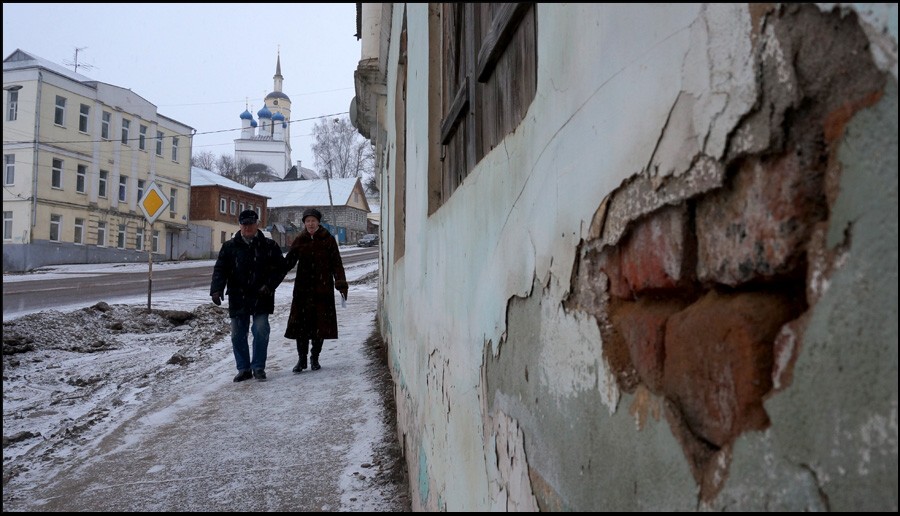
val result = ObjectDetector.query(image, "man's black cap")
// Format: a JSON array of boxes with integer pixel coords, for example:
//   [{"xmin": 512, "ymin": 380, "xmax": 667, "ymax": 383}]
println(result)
[{"xmin": 239, "ymin": 210, "xmax": 259, "ymax": 225}]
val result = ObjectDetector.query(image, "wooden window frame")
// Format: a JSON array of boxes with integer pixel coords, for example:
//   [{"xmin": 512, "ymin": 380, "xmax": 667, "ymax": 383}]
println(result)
[{"xmin": 436, "ymin": 2, "xmax": 537, "ymax": 206}]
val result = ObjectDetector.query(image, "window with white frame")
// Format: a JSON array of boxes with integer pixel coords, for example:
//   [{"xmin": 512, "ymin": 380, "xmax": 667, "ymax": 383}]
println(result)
[
  {"xmin": 3, "ymin": 154, "xmax": 13, "ymax": 185},
  {"xmin": 54, "ymin": 96, "xmax": 66, "ymax": 126},
  {"xmin": 6, "ymin": 90, "xmax": 17, "ymax": 121},
  {"xmin": 220, "ymin": 197, "xmax": 227, "ymax": 213},
  {"xmin": 171, "ymin": 137, "xmax": 179, "ymax": 162},
  {"xmin": 117, "ymin": 224, "xmax": 126, "ymax": 248},
  {"xmin": 101, "ymin": 111, "xmax": 111, "ymax": 139},
  {"xmin": 255, "ymin": 206, "xmax": 261, "ymax": 219},
  {"xmin": 169, "ymin": 188, "xmax": 177, "ymax": 213},
  {"xmin": 240, "ymin": 202, "xmax": 245, "ymax": 213},
  {"xmin": 121, "ymin": 118, "xmax": 130, "ymax": 145},
  {"xmin": 139, "ymin": 125, "xmax": 147, "ymax": 150},
  {"xmin": 137, "ymin": 179, "xmax": 145, "ymax": 201},
  {"xmin": 119, "ymin": 176, "xmax": 128, "ymax": 202},
  {"xmin": 74, "ymin": 217, "xmax": 85, "ymax": 244},
  {"xmin": 97, "ymin": 221, "xmax": 107, "ymax": 246},
  {"xmin": 230, "ymin": 200, "xmax": 236, "ymax": 215},
  {"xmin": 99, "ymin": 170, "xmax": 108, "ymax": 198},
  {"xmin": 76, "ymin": 164, "xmax": 87, "ymax": 193},
  {"xmin": 79, "ymin": 104, "xmax": 90, "ymax": 132},
  {"xmin": 152, "ymin": 230, "xmax": 159, "ymax": 253},
  {"xmin": 51, "ymin": 158, "xmax": 63, "ymax": 189},
  {"xmin": 3, "ymin": 211, "xmax": 13, "ymax": 240},
  {"xmin": 156, "ymin": 131, "xmax": 164, "ymax": 156},
  {"xmin": 135, "ymin": 226, "xmax": 144, "ymax": 250},
  {"xmin": 50, "ymin": 214, "xmax": 61, "ymax": 241}
]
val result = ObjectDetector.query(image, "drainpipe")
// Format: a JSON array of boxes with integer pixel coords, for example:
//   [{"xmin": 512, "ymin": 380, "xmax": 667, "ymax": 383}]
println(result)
[{"xmin": 31, "ymin": 71, "xmax": 43, "ymax": 241}]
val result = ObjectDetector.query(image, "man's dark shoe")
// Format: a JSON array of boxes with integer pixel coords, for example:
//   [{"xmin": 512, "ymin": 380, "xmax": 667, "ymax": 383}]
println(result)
[
  {"xmin": 233, "ymin": 370, "xmax": 253, "ymax": 382},
  {"xmin": 311, "ymin": 357, "xmax": 321, "ymax": 371},
  {"xmin": 252, "ymin": 369, "xmax": 267, "ymax": 381},
  {"xmin": 292, "ymin": 358, "xmax": 307, "ymax": 373}
]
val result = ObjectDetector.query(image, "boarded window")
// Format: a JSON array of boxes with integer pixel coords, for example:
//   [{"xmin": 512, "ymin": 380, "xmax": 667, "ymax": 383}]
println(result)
[{"xmin": 436, "ymin": 3, "xmax": 537, "ymax": 207}]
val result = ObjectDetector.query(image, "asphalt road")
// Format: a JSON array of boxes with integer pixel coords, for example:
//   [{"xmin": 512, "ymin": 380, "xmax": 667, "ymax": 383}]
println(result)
[{"xmin": 3, "ymin": 247, "xmax": 377, "ymax": 317}]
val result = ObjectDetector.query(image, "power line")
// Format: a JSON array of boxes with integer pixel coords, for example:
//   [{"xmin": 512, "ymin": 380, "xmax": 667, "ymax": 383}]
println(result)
[{"xmin": 3, "ymin": 111, "xmax": 349, "ymax": 146}]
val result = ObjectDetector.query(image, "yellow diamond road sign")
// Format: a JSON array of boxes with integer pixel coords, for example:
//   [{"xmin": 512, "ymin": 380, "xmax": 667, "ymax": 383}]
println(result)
[{"xmin": 139, "ymin": 181, "xmax": 170, "ymax": 224}]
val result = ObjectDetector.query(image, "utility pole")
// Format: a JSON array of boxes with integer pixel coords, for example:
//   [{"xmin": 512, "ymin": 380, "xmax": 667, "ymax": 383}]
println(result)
[{"xmin": 325, "ymin": 159, "xmax": 336, "ymax": 233}]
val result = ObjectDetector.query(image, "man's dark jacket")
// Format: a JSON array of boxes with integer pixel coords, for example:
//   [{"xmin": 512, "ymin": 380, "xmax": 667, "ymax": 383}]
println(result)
[{"xmin": 210, "ymin": 230, "xmax": 286, "ymax": 317}]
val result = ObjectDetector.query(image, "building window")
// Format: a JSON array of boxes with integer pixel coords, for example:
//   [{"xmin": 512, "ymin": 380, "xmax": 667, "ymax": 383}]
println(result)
[
  {"xmin": 6, "ymin": 90, "xmax": 17, "ymax": 121},
  {"xmin": 240, "ymin": 202, "xmax": 245, "ymax": 213},
  {"xmin": 117, "ymin": 224, "xmax": 126, "ymax": 248},
  {"xmin": 135, "ymin": 226, "xmax": 144, "ymax": 250},
  {"xmin": 169, "ymin": 188, "xmax": 177, "ymax": 213},
  {"xmin": 97, "ymin": 221, "xmax": 107, "ymax": 246},
  {"xmin": 152, "ymin": 230, "xmax": 159, "ymax": 253},
  {"xmin": 119, "ymin": 176, "xmax": 128, "ymax": 202},
  {"xmin": 121, "ymin": 118, "xmax": 130, "ymax": 145},
  {"xmin": 51, "ymin": 158, "xmax": 63, "ymax": 189},
  {"xmin": 54, "ymin": 95, "xmax": 66, "ymax": 126},
  {"xmin": 3, "ymin": 211, "xmax": 11, "ymax": 240},
  {"xmin": 99, "ymin": 170, "xmax": 108, "ymax": 198},
  {"xmin": 171, "ymin": 137, "xmax": 179, "ymax": 162},
  {"xmin": 230, "ymin": 200, "xmax": 237, "ymax": 215},
  {"xmin": 435, "ymin": 3, "xmax": 537, "ymax": 205},
  {"xmin": 76, "ymin": 164, "xmax": 87, "ymax": 193},
  {"xmin": 79, "ymin": 104, "xmax": 90, "ymax": 132},
  {"xmin": 50, "ymin": 214, "xmax": 61, "ymax": 241},
  {"xmin": 4, "ymin": 154, "xmax": 13, "ymax": 185},
  {"xmin": 156, "ymin": 131, "xmax": 164, "ymax": 156},
  {"xmin": 139, "ymin": 124, "xmax": 147, "ymax": 150},
  {"xmin": 256, "ymin": 206, "xmax": 261, "ymax": 219},
  {"xmin": 137, "ymin": 179, "xmax": 145, "ymax": 201},
  {"xmin": 220, "ymin": 197, "xmax": 227, "ymax": 213},
  {"xmin": 74, "ymin": 217, "xmax": 85, "ymax": 244},
  {"xmin": 101, "ymin": 111, "xmax": 111, "ymax": 140}
]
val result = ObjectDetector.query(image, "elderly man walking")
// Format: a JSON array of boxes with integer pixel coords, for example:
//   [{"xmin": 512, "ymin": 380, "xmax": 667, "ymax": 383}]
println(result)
[{"xmin": 210, "ymin": 209, "xmax": 286, "ymax": 382}]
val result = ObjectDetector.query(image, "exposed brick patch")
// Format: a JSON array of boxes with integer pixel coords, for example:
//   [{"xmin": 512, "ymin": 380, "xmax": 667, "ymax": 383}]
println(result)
[
  {"xmin": 613, "ymin": 298, "xmax": 692, "ymax": 394},
  {"xmin": 663, "ymin": 290, "xmax": 800, "ymax": 448},
  {"xmin": 696, "ymin": 151, "xmax": 827, "ymax": 286},
  {"xmin": 565, "ymin": 3, "xmax": 887, "ymax": 504},
  {"xmin": 620, "ymin": 205, "xmax": 695, "ymax": 296}
]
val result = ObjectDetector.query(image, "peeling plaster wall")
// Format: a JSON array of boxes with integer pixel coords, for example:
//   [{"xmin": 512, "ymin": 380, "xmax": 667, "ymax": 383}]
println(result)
[{"xmin": 372, "ymin": 3, "xmax": 898, "ymax": 511}]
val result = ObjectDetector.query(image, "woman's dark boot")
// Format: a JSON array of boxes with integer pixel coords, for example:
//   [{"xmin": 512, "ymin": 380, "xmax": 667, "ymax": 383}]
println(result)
[
  {"xmin": 310, "ymin": 339, "xmax": 323, "ymax": 370},
  {"xmin": 293, "ymin": 340, "xmax": 309, "ymax": 373}
]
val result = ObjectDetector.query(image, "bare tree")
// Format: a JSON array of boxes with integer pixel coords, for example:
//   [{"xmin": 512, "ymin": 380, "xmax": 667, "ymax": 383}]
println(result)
[
  {"xmin": 191, "ymin": 150, "xmax": 217, "ymax": 171},
  {"xmin": 312, "ymin": 116, "xmax": 374, "ymax": 181},
  {"xmin": 215, "ymin": 155, "xmax": 253, "ymax": 185}
]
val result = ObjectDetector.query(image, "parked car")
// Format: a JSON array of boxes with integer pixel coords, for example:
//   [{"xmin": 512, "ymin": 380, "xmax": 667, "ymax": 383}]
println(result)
[{"xmin": 358, "ymin": 234, "xmax": 379, "ymax": 247}]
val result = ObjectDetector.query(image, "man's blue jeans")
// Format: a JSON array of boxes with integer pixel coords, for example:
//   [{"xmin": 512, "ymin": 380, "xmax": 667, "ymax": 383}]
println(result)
[{"xmin": 231, "ymin": 313, "xmax": 270, "ymax": 372}]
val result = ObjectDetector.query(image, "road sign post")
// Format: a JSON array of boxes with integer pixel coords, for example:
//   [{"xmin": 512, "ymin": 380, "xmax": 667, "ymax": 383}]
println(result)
[{"xmin": 138, "ymin": 182, "xmax": 170, "ymax": 312}]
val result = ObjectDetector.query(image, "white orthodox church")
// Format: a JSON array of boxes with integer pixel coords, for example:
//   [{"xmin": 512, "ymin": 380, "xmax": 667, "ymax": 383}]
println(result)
[{"xmin": 234, "ymin": 53, "xmax": 314, "ymax": 180}]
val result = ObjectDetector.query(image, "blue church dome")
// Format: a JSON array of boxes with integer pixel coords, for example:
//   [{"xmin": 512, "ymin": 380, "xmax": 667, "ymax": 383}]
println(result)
[
  {"xmin": 272, "ymin": 112, "xmax": 285, "ymax": 121},
  {"xmin": 257, "ymin": 105, "xmax": 272, "ymax": 119},
  {"xmin": 250, "ymin": 119, "xmax": 258, "ymax": 127},
  {"xmin": 239, "ymin": 109, "xmax": 253, "ymax": 120}
]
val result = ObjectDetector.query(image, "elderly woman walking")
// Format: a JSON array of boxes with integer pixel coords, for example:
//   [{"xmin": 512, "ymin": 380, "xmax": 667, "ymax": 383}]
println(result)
[{"xmin": 283, "ymin": 208, "xmax": 348, "ymax": 372}]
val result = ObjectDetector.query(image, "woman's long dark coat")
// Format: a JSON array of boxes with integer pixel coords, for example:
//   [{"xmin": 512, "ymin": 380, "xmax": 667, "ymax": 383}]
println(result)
[{"xmin": 283, "ymin": 226, "xmax": 348, "ymax": 340}]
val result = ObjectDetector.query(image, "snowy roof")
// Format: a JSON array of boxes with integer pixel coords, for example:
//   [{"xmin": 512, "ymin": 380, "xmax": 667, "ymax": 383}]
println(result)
[
  {"xmin": 253, "ymin": 177, "xmax": 362, "ymax": 209},
  {"xmin": 3, "ymin": 49, "xmax": 94, "ymax": 83},
  {"xmin": 190, "ymin": 167, "xmax": 267, "ymax": 197}
]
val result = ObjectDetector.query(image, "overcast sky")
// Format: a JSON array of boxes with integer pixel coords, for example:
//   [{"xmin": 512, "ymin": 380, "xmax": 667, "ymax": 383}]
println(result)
[{"xmin": 2, "ymin": 3, "xmax": 361, "ymax": 174}]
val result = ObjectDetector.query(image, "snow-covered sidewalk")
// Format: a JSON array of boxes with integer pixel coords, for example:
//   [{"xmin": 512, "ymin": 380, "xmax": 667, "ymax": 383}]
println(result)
[{"xmin": 2, "ymin": 259, "xmax": 409, "ymax": 511}]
